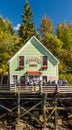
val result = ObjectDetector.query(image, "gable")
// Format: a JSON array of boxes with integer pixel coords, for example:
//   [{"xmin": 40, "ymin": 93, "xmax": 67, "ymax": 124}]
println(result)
[{"xmin": 8, "ymin": 36, "xmax": 59, "ymax": 65}]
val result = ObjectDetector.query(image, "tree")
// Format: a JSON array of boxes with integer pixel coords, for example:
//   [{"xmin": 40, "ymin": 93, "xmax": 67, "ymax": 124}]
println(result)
[
  {"xmin": 5, "ymin": 18, "xmax": 14, "ymax": 34},
  {"xmin": 18, "ymin": 0, "xmax": 36, "ymax": 45},
  {"xmin": 56, "ymin": 22, "xmax": 67, "ymax": 41},
  {"xmin": 38, "ymin": 16, "xmax": 63, "ymax": 56},
  {"xmin": 39, "ymin": 16, "xmax": 53, "ymax": 41},
  {"xmin": 0, "ymin": 16, "xmax": 20, "ymax": 74},
  {"xmin": 0, "ymin": 16, "xmax": 5, "ymax": 32},
  {"xmin": 56, "ymin": 22, "xmax": 72, "ymax": 78},
  {"xmin": 56, "ymin": 22, "xmax": 72, "ymax": 51},
  {"xmin": 65, "ymin": 24, "xmax": 72, "ymax": 51}
]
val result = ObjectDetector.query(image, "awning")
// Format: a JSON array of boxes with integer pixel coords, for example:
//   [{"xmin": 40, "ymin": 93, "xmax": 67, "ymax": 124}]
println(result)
[{"xmin": 26, "ymin": 71, "xmax": 42, "ymax": 75}]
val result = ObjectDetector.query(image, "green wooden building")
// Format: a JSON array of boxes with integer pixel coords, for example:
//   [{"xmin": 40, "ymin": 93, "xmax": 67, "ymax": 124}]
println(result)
[{"xmin": 8, "ymin": 36, "xmax": 59, "ymax": 90}]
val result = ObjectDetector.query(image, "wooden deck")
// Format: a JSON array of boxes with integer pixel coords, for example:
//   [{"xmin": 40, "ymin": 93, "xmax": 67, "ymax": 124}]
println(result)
[{"xmin": 0, "ymin": 85, "xmax": 72, "ymax": 94}]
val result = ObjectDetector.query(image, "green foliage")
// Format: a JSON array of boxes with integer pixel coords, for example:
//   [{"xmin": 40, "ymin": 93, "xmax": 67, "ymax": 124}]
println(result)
[
  {"xmin": 59, "ymin": 73, "xmax": 72, "ymax": 84},
  {"xmin": 38, "ymin": 16, "xmax": 63, "ymax": 56},
  {"xmin": 0, "ymin": 16, "xmax": 14, "ymax": 34},
  {"xmin": 0, "ymin": 17, "xmax": 20, "ymax": 74},
  {"xmin": 45, "ymin": 33, "xmax": 63, "ymax": 55},
  {"xmin": 0, "ymin": 16, "xmax": 6, "ymax": 32},
  {"xmin": 5, "ymin": 18, "xmax": 14, "ymax": 34},
  {"xmin": 18, "ymin": 1, "xmax": 36, "ymax": 45},
  {"xmin": 56, "ymin": 22, "xmax": 72, "ymax": 51},
  {"xmin": 38, "ymin": 16, "xmax": 54, "ymax": 45},
  {"xmin": 39, "ymin": 16, "xmax": 53, "ymax": 39}
]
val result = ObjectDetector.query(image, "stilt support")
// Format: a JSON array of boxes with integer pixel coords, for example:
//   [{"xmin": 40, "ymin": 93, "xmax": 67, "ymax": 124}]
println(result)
[
  {"xmin": 55, "ymin": 97, "xmax": 58, "ymax": 130},
  {"xmin": 18, "ymin": 92, "xmax": 20, "ymax": 120},
  {"xmin": 43, "ymin": 94, "xmax": 47, "ymax": 129}
]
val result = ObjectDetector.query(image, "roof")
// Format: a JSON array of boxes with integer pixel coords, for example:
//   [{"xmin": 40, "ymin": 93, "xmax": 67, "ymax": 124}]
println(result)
[{"xmin": 8, "ymin": 36, "xmax": 59, "ymax": 64}]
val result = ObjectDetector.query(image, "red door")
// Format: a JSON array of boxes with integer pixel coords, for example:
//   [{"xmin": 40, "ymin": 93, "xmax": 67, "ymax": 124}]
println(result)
[{"xmin": 21, "ymin": 76, "xmax": 25, "ymax": 86}]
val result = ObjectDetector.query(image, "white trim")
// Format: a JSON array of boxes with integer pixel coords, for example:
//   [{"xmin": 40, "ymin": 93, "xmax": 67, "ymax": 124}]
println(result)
[{"xmin": 8, "ymin": 36, "xmax": 59, "ymax": 64}]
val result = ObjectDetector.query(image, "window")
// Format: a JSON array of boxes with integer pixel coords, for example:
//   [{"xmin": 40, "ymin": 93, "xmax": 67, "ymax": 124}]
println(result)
[
  {"xmin": 42, "ymin": 56, "xmax": 48, "ymax": 68},
  {"xmin": 19, "ymin": 56, "xmax": 24, "ymax": 68}
]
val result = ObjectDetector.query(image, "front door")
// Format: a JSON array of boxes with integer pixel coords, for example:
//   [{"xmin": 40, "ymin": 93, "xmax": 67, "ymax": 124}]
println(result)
[{"xmin": 21, "ymin": 76, "xmax": 25, "ymax": 86}]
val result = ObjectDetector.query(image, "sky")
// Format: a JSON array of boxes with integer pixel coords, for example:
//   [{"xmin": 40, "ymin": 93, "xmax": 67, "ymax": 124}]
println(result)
[{"xmin": 0, "ymin": 0, "xmax": 72, "ymax": 31}]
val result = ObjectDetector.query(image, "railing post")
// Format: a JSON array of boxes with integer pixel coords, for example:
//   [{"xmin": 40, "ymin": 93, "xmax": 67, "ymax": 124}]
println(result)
[
  {"xmin": 39, "ymin": 81, "xmax": 42, "ymax": 94},
  {"xmin": 15, "ymin": 84, "xmax": 17, "ymax": 92},
  {"xmin": 56, "ymin": 83, "xmax": 59, "ymax": 93}
]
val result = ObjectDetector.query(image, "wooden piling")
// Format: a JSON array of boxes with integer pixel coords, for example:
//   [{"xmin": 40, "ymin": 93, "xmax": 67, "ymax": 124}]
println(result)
[
  {"xmin": 43, "ymin": 94, "xmax": 47, "ymax": 128},
  {"xmin": 55, "ymin": 97, "xmax": 58, "ymax": 130},
  {"xmin": 18, "ymin": 91, "xmax": 20, "ymax": 120}
]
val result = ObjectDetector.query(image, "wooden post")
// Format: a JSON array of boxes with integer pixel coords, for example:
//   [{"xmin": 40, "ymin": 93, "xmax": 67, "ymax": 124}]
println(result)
[
  {"xmin": 55, "ymin": 97, "xmax": 58, "ymax": 130},
  {"xmin": 43, "ymin": 94, "xmax": 47, "ymax": 128},
  {"xmin": 18, "ymin": 91, "xmax": 20, "ymax": 120}
]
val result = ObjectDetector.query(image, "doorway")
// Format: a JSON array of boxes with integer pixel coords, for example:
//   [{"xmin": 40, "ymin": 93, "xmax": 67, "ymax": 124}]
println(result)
[{"xmin": 21, "ymin": 76, "xmax": 25, "ymax": 86}]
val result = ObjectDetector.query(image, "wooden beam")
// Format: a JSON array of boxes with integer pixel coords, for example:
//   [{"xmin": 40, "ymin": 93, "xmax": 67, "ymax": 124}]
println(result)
[
  {"xmin": 16, "ymin": 101, "xmax": 42, "ymax": 120},
  {"xmin": 46, "ymin": 107, "xmax": 56, "ymax": 122},
  {"xmin": 47, "ymin": 107, "xmax": 72, "ymax": 110},
  {"xmin": 18, "ymin": 92, "xmax": 20, "ymax": 120},
  {"xmin": 20, "ymin": 107, "xmax": 41, "ymax": 125},
  {"xmin": 0, "ymin": 104, "xmax": 12, "ymax": 112},
  {"xmin": 0, "ymin": 105, "xmax": 18, "ymax": 119}
]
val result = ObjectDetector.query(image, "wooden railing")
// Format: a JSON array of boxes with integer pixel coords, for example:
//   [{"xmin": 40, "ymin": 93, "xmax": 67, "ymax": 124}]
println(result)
[
  {"xmin": 16, "ymin": 85, "xmax": 72, "ymax": 94},
  {"xmin": 42, "ymin": 85, "xmax": 72, "ymax": 94},
  {"xmin": 58, "ymin": 85, "xmax": 72, "ymax": 93},
  {"xmin": 0, "ymin": 85, "xmax": 72, "ymax": 94},
  {"xmin": 0, "ymin": 85, "xmax": 10, "ymax": 91}
]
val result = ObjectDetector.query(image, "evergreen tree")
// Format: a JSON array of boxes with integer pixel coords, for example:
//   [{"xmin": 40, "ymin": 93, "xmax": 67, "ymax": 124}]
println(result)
[
  {"xmin": 0, "ymin": 16, "xmax": 5, "ymax": 32},
  {"xmin": 18, "ymin": 0, "xmax": 36, "ymax": 45},
  {"xmin": 5, "ymin": 18, "xmax": 14, "ymax": 34}
]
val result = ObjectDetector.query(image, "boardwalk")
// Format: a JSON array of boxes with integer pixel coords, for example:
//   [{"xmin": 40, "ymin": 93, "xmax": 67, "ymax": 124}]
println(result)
[{"xmin": 0, "ymin": 85, "xmax": 72, "ymax": 94}]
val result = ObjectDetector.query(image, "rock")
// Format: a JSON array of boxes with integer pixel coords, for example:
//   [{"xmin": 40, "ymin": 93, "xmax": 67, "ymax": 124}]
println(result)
[{"xmin": 58, "ymin": 119, "xmax": 62, "ymax": 125}]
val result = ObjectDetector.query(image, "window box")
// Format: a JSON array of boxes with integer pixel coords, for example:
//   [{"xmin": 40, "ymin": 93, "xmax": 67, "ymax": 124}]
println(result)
[
  {"xmin": 18, "ymin": 66, "xmax": 24, "ymax": 69},
  {"xmin": 42, "ymin": 65, "xmax": 48, "ymax": 69}
]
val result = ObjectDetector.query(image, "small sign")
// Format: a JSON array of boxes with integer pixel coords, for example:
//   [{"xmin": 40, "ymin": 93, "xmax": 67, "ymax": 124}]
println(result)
[
  {"xmin": 25, "ymin": 57, "xmax": 41, "ymax": 64},
  {"xmin": 29, "ymin": 64, "xmax": 37, "ymax": 67}
]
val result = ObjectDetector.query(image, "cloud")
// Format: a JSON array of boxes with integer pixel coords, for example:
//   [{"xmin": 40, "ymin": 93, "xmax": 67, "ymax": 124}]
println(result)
[{"xmin": 14, "ymin": 24, "xmax": 21, "ymax": 31}]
